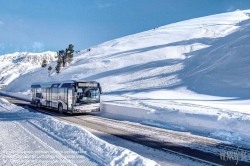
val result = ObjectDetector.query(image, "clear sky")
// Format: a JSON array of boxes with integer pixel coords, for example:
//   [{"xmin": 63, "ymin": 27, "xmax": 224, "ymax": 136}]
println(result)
[{"xmin": 1, "ymin": 0, "xmax": 250, "ymax": 55}]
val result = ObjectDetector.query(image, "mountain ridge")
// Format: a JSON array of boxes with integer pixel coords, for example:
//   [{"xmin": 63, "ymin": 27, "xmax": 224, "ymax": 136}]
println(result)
[
  {"xmin": 1, "ymin": 10, "xmax": 250, "ymax": 100},
  {"xmin": 0, "ymin": 51, "xmax": 57, "ymax": 86}
]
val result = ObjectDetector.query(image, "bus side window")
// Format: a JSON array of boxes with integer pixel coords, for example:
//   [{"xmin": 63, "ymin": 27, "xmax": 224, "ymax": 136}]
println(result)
[
  {"xmin": 41, "ymin": 88, "xmax": 46, "ymax": 99},
  {"xmin": 36, "ymin": 93, "xmax": 41, "ymax": 98},
  {"xmin": 31, "ymin": 88, "xmax": 36, "ymax": 100}
]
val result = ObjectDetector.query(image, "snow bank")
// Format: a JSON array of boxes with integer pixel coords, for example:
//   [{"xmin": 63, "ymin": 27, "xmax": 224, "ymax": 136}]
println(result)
[
  {"xmin": 0, "ymin": 98, "xmax": 158, "ymax": 166},
  {"xmin": 100, "ymin": 98, "xmax": 250, "ymax": 146},
  {"xmin": 32, "ymin": 117, "xmax": 158, "ymax": 166},
  {"xmin": 2, "ymin": 88, "xmax": 250, "ymax": 146},
  {"xmin": 0, "ymin": 90, "xmax": 30, "ymax": 101}
]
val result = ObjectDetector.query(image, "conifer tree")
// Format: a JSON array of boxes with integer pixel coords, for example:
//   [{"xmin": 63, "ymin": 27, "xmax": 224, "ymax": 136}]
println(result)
[
  {"xmin": 41, "ymin": 59, "xmax": 47, "ymax": 68},
  {"xmin": 66, "ymin": 44, "xmax": 74, "ymax": 64},
  {"xmin": 55, "ymin": 52, "xmax": 62, "ymax": 73},
  {"xmin": 58, "ymin": 50, "xmax": 66, "ymax": 67},
  {"xmin": 48, "ymin": 65, "xmax": 52, "ymax": 75}
]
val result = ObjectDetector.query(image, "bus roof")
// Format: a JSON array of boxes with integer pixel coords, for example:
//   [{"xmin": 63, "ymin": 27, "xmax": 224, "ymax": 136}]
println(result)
[{"xmin": 31, "ymin": 80, "xmax": 100, "ymax": 88}]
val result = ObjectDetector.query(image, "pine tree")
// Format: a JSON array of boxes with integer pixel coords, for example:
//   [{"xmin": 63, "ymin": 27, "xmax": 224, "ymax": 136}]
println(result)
[
  {"xmin": 41, "ymin": 59, "xmax": 47, "ymax": 68},
  {"xmin": 66, "ymin": 44, "xmax": 74, "ymax": 64},
  {"xmin": 58, "ymin": 50, "xmax": 66, "ymax": 67},
  {"xmin": 55, "ymin": 64, "xmax": 61, "ymax": 73},
  {"xmin": 48, "ymin": 65, "xmax": 52, "ymax": 75},
  {"xmin": 55, "ymin": 52, "xmax": 62, "ymax": 73}
]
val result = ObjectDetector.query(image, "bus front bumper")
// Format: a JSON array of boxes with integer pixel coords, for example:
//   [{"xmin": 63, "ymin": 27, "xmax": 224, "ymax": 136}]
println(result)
[
  {"xmin": 73, "ymin": 103, "xmax": 100, "ymax": 113},
  {"xmin": 73, "ymin": 108, "xmax": 100, "ymax": 113}
]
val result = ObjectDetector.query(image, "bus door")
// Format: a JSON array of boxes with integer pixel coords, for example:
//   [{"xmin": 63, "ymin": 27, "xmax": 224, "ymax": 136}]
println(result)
[
  {"xmin": 31, "ymin": 88, "xmax": 36, "ymax": 101},
  {"xmin": 67, "ymin": 88, "xmax": 73, "ymax": 111},
  {"xmin": 46, "ymin": 88, "xmax": 51, "ymax": 107}
]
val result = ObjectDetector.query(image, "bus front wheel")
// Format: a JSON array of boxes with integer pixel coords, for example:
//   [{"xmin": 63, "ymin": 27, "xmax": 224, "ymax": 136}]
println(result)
[{"xmin": 58, "ymin": 103, "xmax": 63, "ymax": 114}]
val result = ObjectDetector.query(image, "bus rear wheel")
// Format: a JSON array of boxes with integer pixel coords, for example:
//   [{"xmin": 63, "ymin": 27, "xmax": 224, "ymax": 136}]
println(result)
[
  {"xmin": 58, "ymin": 103, "xmax": 63, "ymax": 114},
  {"xmin": 37, "ymin": 101, "xmax": 41, "ymax": 108}
]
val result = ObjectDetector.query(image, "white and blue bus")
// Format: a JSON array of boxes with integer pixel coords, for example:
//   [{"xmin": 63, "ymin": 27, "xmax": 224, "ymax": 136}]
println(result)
[{"xmin": 30, "ymin": 80, "xmax": 102, "ymax": 113}]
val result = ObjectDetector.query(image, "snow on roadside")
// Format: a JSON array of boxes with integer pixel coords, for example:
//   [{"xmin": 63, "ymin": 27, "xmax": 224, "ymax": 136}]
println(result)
[
  {"xmin": 32, "ymin": 116, "xmax": 158, "ymax": 166},
  {"xmin": 100, "ymin": 92, "xmax": 250, "ymax": 147},
  {"xmin": 0, "ymin": 90, "xmax": 30, "ymax": 101},
  {"xmin": 0, "ymin": 98, "xmax": 158, "ymax": 166}
]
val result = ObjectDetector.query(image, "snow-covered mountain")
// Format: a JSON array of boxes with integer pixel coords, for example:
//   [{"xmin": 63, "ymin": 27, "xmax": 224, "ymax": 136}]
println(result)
[
  {"xmin": 3, "ymin": 10, "xmax": 250, "ymax": 98},
  {"xmin": 1, "ymin": 10, "xmax": 250, "ymax": 144},
  {"xmin": 0, "ymin": 51, "xmax": 57, "ymax": 86}
]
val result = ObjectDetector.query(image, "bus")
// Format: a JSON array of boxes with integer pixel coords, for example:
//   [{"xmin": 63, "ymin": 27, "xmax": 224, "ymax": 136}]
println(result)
[{"xmin": 30, "ymin": 80, "xmax": 102, "ymax": 114}]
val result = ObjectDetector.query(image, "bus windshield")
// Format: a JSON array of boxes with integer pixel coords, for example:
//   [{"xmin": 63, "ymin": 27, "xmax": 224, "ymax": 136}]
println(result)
[{"xmin": 75, "ymin": 87, "xmax": 100, "ymax": 104}]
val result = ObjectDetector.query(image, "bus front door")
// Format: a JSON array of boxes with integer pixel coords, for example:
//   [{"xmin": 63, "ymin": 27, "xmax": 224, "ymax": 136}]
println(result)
[
  {"xmin": 46, "ymin": 88, "xmax": 51, "ymax": 107},
  {"xmin": 67, "ymin": 88, "xmax": 73, "ymax": 111}
]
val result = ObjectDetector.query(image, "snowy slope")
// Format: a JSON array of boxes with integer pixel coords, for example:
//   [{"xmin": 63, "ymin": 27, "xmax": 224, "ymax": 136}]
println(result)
[
  {"xmin": 0, "ymin": 51, "xmax": 57, "ymax": 85},
  {"xmin": 4, "ymin": 10, "xmax": 250, "ymax": 95},
  {"xmin": 2, "ymin": 10, "xmax": 250, "ymax": 144}
]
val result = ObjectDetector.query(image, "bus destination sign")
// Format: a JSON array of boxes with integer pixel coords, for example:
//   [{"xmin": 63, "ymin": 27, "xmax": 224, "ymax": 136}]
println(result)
[{"xmin": 78, "ymin": 82, "xmax": 98, "ymax": 87}]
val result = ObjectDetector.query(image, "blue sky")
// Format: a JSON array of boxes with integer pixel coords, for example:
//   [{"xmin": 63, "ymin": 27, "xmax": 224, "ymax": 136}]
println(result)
[{"xmin": 0, "ymin": 0, "xmax": 250, "ymax": 55}]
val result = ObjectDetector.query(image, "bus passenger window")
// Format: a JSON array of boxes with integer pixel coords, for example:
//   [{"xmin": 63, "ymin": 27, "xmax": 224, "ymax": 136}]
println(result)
[{"xmin": 36, "ymin": 93, "xmax": 42, "ymax": 98}]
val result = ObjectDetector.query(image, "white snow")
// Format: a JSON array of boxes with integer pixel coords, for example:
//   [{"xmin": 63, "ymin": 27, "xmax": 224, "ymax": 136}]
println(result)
[
  {"xmin": 0, "ymin": 9, "xmax": 250, "ymax": 157},
  {"xmin": 0, "ymin": 73, "xmax": 20, "ymax": 85},
  {"xmin": 0, "ymin": 98, "xmax": 158, "ymax": 166},
  {"xmin": 0, "ymin": 51, "xmax": 57, "ymax": 86}
]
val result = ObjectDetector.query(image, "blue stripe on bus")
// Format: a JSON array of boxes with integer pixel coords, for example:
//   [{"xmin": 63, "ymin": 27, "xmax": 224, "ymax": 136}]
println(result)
[
  {"xmin": 61, "ymin": 83, "xmax": 74, "ymax": 88},
  {"xmin": 31, "ymin": 84, "xmax": 41, "ymax": 88},
  {"xmin": 51, "ymin": 84, "xmax": 60, "ymax": 88}
]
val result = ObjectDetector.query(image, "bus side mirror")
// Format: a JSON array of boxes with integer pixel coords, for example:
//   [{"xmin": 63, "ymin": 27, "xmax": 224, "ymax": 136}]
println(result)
[
  {"xmin": 99, "ymin": 86, "xmax": 103, "ymax": 94},
  {"xmin": 74, "ymin": 85, "xmax": 78, "ymax": 92}
]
